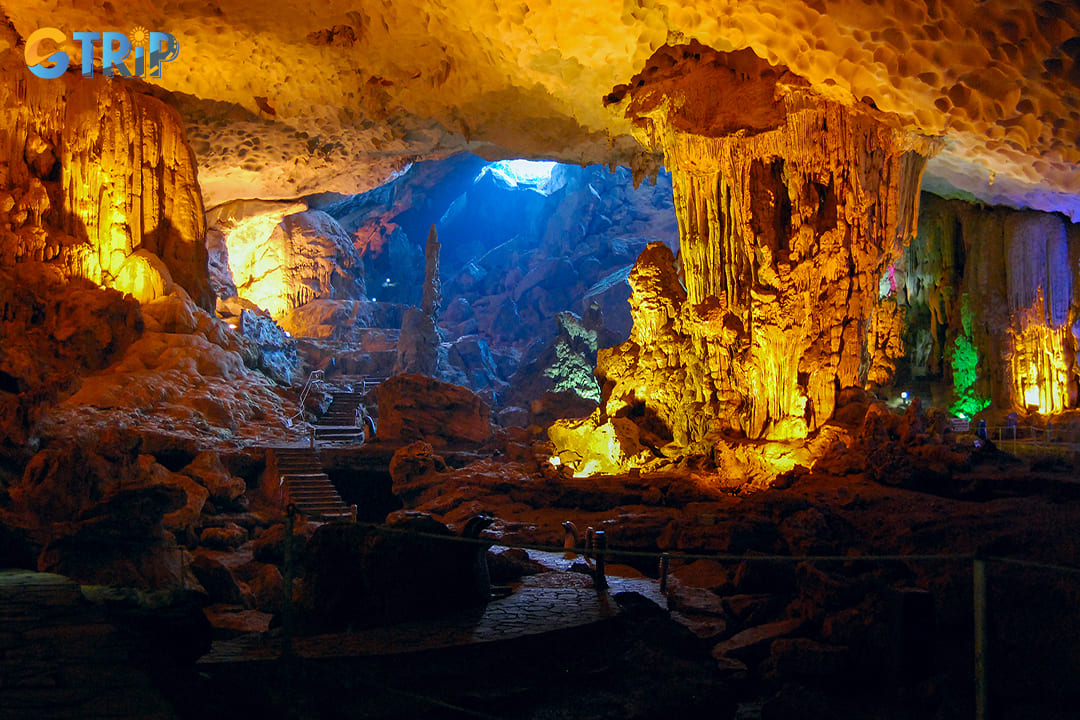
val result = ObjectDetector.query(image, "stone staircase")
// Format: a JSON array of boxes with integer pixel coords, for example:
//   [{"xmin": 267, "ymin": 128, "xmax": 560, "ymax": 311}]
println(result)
[
  {"xmin": 314, "ymin": 391, "xmax": 369, "ymax": 444},
  {"xmin": 271, "ymin": 447, "xmax": 355, "ymax": 522}
]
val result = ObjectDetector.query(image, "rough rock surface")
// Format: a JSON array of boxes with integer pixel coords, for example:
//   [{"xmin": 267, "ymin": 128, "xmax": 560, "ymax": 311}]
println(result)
[
  {"xmin": 34, "ymin": 289, "xmax": 299, "ymax": 448},
  {"xmin": 599, "ymin": 46, "xmax": 939, "ymax": 444},
  {"xmin": 508, "ymin": 309, "xmax": 613, "ymax": 406},
  {"xmin": 388, "ymin": 440, "xmax": 449, "ymax": 507},
  {"xmin": 376, "ymin": 373, "xmax": 492, "ymax": 445},
  {"xmin": 207, "ymin": 202, "xmax": 366, "ymax": 321},
  {"xmin": 0, "ymin": 264, "xmax": 143, "ymax": 456},
  {"xmin": 6, "ymin": 1, "xmax": 1079, "ymax": 216},
  {"xmin": 896, "ymin": 193, "xmax": 1080, "ymax": 415},
  {"xmin": 0, "ymin": 56, "xmax": 212, "ymax": 308}
]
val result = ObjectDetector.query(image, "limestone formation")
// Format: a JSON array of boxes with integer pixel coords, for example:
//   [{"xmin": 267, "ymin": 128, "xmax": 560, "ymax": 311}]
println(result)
[
  {"xmin": 6, "ymin": 1, "xmax": 1079, "ymax": 217},
  {"xmin": 897, "ymin": 194, "xmax": 1080, "ymax": 415},
  {"xmin": 207, "ymin": 202, "xmax": 366, "ymax": 321},
  {"xmin": 393, "ymin": 224, "xmax": 441, "ymax": 377},
  {"xmin": 376, "ymin": 373, "xmax": 492, "ymax": 446},
  {"xmin": 0, "ymin": 58, "xmax": 212, "ymax": 309},
  {"xmin": 599, "ymin": 45, "xmax": 940, "ymax": 443},
  {"xmin": 508, "ymin": 310, "xmax": 610, "ymax": 407},
  {"xmin": 421, "ymin": 223, "xmax": 442, "ymax": 318}
]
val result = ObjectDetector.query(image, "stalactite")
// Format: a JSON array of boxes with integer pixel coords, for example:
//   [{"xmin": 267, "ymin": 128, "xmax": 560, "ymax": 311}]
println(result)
[
  {"xmin": 900, "ymin": 194, "xmax": 1078, "ymax": 415},
  {"xmin": 599, "ymin": 44, "xmax": 940, "ymax": 443},
  {"xmin": 1011, "ymin": 295, "xmax": 1072, "ymax": 415},
  {"xmin": 0, "ymin": 66, "xmax": 212, "ymax": 309}
]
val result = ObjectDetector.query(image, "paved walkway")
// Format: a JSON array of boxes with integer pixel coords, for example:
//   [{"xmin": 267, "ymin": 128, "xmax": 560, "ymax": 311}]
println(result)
[{"xmin": 198, "ymin": 550, "xmax": 664, "ymax": 665}]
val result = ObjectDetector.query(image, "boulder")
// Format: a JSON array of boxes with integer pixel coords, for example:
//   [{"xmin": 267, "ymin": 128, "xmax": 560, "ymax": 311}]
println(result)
[
  {"xmin": 237, "ymin": 561, "xmax": 284, "ymax": 614},
  {"xmin": 446, "ymin": 334, "xmax": 505, "ymax": 390},
  {"xmin": 181, "ymin": 451, "xmax": 247, "ymax": 504},
  {"xmin": 486, "ymin": 547, "xmax": 547, "ymax": 583},
  {"xmin": 190, "ymin": 552, "xmax": 251, "ymax": 607},
  {"xmin": 496, "ymin": 406, "xmax": 530, "ymax": 428},
  {"xmin": 149, "ymin": 457, "xmax": 210, "ymax": 533},
  {"xmin": 711, "ymin": 617, "xmax": 805, "ymax": 663},
  {"xmin": 199, "ymin": 523, "xmax": 248, "ymax": 550},
  {"xmin": 548, "ymin": 409, "xmax": 653, "ymax": 475},
  {"xmin": 377, "ymin": 373, "xmax": 492, "ymax": 445},
  {"xmin": 36, "ymin": 483, "xmax": 190, "ymax": 589},
  {"xmin": 389, "ymin": 441, "xmax": 448, "ymax": 507},
  {"xmin": 296, "ymin": 511, "xmax": 493, "ymax": 633},
  {"xmin": 670, "ymin": 559, "xmax": 733, "ymax": 593}
]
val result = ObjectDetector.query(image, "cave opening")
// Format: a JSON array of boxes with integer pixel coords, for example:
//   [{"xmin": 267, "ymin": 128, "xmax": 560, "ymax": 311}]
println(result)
[{"xmin": 209, "ymin": 152, "xmax": 679, "ymax": 419}]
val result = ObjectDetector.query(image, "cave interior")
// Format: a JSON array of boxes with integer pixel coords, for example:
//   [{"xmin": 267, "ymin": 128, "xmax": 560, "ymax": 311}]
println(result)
[{"xmin": 2, "ymin": 2, "xmax": 1080, "ymax": 719}]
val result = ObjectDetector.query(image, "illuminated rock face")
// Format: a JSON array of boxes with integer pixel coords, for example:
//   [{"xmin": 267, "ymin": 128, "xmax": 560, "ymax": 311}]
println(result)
[
  {"xmin": 599, "ymin": 46, "xmax": 939, "ymax": 443},
  {"xmin": 0, "ymin": 65, "xmax": 212, "ymax": 309},
  {"xmin": 899, "ymin": 195, "xmax": 1079, "ymax": 415},
  {"xmin": 207, "ymin": 202, "xmax": 366, "ymax": 321},
  {"xmin": 8, "ymin": 1, "xmax": 1079, "ymax": 215}
]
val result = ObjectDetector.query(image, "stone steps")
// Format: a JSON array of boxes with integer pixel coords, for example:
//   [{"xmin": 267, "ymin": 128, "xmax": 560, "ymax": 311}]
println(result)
[
  {"xmin": 269, "ymin": 447, "xmax": 355, "ymax": 522},
  {"xmin": 314, "ymin": 392, "xmax": 369, "ymax": 445}
]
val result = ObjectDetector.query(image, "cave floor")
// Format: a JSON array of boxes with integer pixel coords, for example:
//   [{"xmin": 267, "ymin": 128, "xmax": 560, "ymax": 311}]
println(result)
[{"xmin": 198, "ymin": 551, "xmax": 663, "ymax": 665}]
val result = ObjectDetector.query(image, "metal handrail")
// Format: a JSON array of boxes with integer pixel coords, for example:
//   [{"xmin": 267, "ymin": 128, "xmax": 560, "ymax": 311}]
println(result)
[
  {"xmin": 989, "ymin": 423, "xmax": 1080, "ymax": 445},
  {"xmin": 283, "ymin": 370, "xmax": 324, "ymax": 429}
]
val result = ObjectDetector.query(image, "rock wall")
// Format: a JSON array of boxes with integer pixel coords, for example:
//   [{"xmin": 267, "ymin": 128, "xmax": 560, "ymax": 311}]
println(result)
[
  {"xmin": 0, "ymin": 57, "xmax": 213, "ymax": 309},
  {"xmin": 207, "ymin": 201, "xmax": 366, "ymax": 321},
  {"xmin": 897, "ymin": 193, "xmax": 1080, "ymax": 415},
  {"xmin": 376, "ymin": 374, "xmax": 491, "ymax": 446},
  {"xmin": 599, "ymin": 44, "xmax": 939, "ymax": 444}
]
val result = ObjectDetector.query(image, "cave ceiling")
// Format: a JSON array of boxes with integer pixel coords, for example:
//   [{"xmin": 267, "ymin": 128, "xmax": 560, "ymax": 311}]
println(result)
[{"xmin": 3, "ymin": 0, "xmax": 1079, "ymax": 217}]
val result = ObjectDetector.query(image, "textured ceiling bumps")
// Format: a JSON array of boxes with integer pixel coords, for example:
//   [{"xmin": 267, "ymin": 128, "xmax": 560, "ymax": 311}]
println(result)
[{"xmin": 2, "ymin": 1, "xmax": 1079, "ymax": 214}]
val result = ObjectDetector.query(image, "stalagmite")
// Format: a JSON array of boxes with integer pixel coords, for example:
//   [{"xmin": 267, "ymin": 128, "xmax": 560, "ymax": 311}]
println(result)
[
  {"xmin": 898, "ymin": 195, "xmax": 1078, "ymax": 416},
  {"xmin": 599, "ymin": 44, "xmax": 941, "ymax": 443},
  {"xmin": 394, "ymin": 224, "xmax": 441, "ymax": 377}
]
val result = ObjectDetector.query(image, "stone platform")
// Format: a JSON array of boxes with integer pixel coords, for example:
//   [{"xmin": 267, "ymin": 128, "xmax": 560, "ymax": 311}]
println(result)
[{"xmin": 198, "ymin": 549, "xmax": 664, "ymax": 665}]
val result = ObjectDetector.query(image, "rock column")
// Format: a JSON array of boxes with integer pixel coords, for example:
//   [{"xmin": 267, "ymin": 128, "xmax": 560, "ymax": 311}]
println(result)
[{"xmin": 600, "ymin": 44, "xmax": 940, "ymax": 443}]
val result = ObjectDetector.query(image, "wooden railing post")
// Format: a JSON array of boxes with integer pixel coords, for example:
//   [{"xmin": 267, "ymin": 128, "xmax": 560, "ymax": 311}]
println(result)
[
  {"xmin": 593, "ymin": 530, "xmax": 608, "ymax": 591},
  {"xmin": 974, "ymin": 558, "xmax": 988, "ymax": 720}
]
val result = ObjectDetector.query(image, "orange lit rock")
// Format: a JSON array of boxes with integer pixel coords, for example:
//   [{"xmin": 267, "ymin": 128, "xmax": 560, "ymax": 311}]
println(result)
[
  {"xmin": 600, "ymin": 44, "xmax": 940, "ymax": 443},
  {"xmin": 548, "ymin": 409, "xmax": 654, "ymax": 477},
  {"xmin": 181, "ymin": 450, "xmax": 247, "ymax": 504},
  {"xmin": 0, "ymin": 60, "xmax": 212, "ymax": 308},
  {"xmin": 208, "ymin": 202, "xmax": 366, "ymax": 321},
  {"xmin": 389, "ymin": 440, "xmax": 448, "ymax": 508},
  {"xmin": 376, "ymin": 373, "xmax": 492, "ymax": 446},
  {"xmin": 6, "ymin": 0, "xmax": 1075, "ymax": 215},
  {"xmin": 31, "ymin": 289, "xmax": 299, "ymax": 448}
]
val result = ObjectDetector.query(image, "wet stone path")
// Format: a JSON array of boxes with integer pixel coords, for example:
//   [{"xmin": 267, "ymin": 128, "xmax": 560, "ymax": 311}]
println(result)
[{"xmin": 199, "ymin": 549, "xmax": 664, "ymax": 665}]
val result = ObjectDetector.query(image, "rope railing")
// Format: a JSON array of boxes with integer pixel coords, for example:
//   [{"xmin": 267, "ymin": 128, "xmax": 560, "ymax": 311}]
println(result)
[{"xmin": 276, "ymin": 513, "xmax": 1080, "ymax": 720}]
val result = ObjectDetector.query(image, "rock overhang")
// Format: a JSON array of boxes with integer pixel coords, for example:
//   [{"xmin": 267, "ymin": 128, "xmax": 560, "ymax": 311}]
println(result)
[{"xmin": 1, "ymin": 0, "xmax": 1079, "ymax": 215}]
